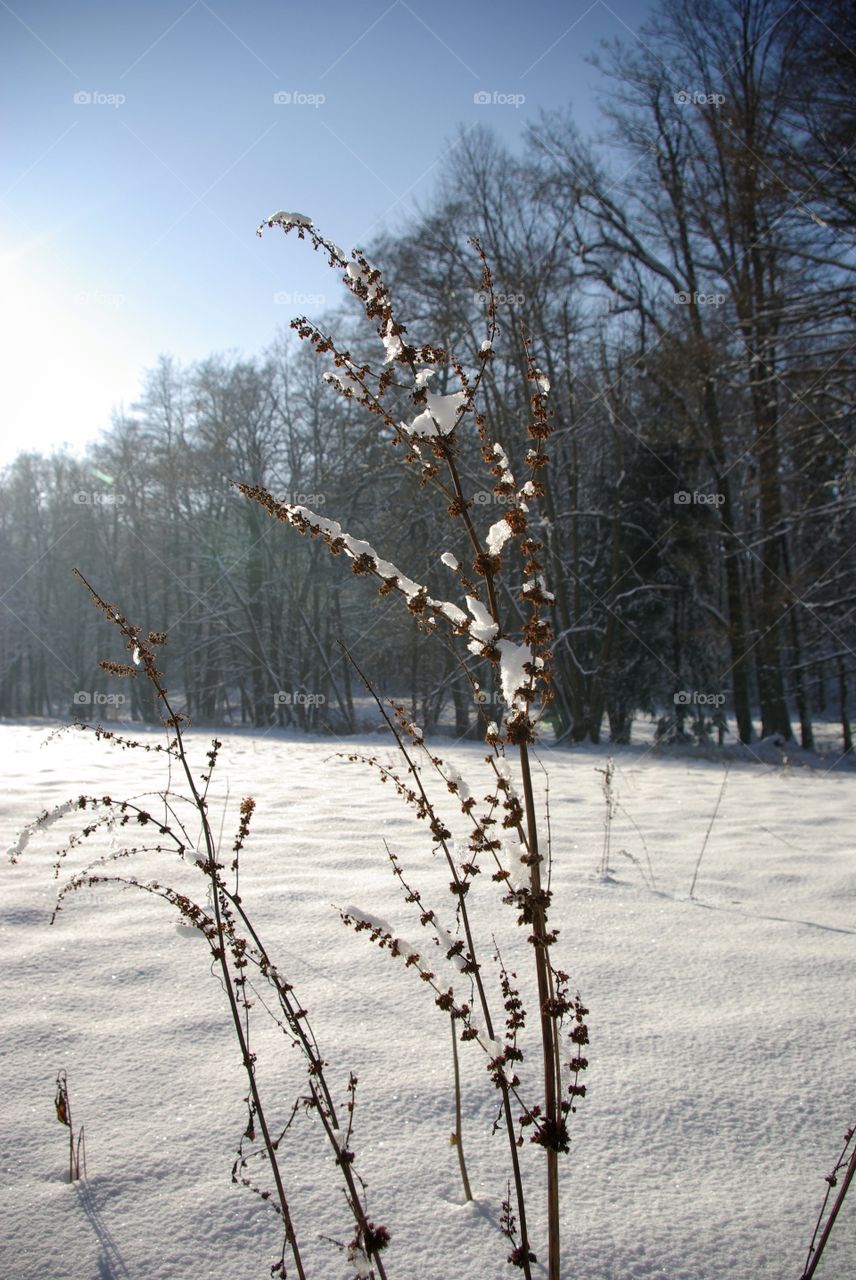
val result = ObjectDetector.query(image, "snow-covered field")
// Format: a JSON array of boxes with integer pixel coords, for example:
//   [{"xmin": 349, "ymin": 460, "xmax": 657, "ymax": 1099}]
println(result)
[{"xmin": 1, "ymin": 721, "xmax": 853, "ymax": 1280}]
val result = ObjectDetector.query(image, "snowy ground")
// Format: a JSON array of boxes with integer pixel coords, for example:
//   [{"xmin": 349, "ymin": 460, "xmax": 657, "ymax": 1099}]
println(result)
[{"xmin": 1, "ymin": 721, "xmax": 853, "ymax": 1280}]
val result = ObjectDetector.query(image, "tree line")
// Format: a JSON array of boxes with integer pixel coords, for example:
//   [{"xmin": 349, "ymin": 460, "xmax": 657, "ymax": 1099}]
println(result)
[{"xmin": 2, "ymin": 0, "xmax": 854, "ymax": 750}]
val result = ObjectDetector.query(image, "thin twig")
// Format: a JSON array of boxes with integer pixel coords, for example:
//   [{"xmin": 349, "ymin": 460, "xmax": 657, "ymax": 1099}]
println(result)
[
  {"xmin": 801, "ymin": 1126, "xmax": 856, "ymax": 1279},
  {"xmin": 450, "ymin": 1014, "xmax": 473, "ymax": 1202},
  {"xmin": 689, "ymin": 767, "xmax": 729, "ymax": 899}
]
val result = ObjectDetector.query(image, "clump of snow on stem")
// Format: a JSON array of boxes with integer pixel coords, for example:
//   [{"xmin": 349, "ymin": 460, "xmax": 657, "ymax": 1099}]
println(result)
[
  {"xmin": 503, "ymin": 837, "xmax": 531, "ymax": 892},
  {"xmin": 434, "ymin": 920, "xmax": 470, "ymax": 973},
  {"xmin": 492, "ymin": 442, "xmax": 515, "ymax": 487},
  {"xmin": 496, "ymin": 638, "xmax": 535, "ymax": 712},
  {"xmin": 524, "ymin": 573, "xmax": 555, "ymax": 602},
  {"xmin": 493, "ymin": 756, "xmax": 522, "ymax": 802},
  {"xmin": 465, "ymin": 597, "xmax": 499, "ymax": 656},
  {"xmin": 324, "ymin": 367, "xmax": 362, "ymax": 394},
  {"xmin": 349, "ymin": 1246, "xmax": 372, "ymax": 1279},
  {"xmin": 486, "ymin": 518, "xmax": 513, "ymax": 556},
  {"xmin": 282, "ymin": 504, "xmax": 469, "ymax": 623},
  {"xmin": 465, "ymin": 1013, "xmax": 506, "ymax": 1066},
  {"xmin": 494, "ymin": 757, "xmax": 512, "ymax": 784},
  {"xmin": 346, "ymin": 260, "xmax": 381, "ymax": 301},
  {"xmin": 400, "ymin": 390, "xmax": 466, "ymax": 439},
  {"xmin": 381, "ymin": 320, "xmax": 403, "ymax": 363},
  {"xmin": 436, "ymin": 757, "xmax": 471, "ymax": 803},
  {"xmin": 262, "ymin": 210, "xmax": 313, "ymax": 230},
  {"xmin": 344, "ymin": 907, "xmax": 420, "ymax": 963},
  {"xmin": 9, "ymin": 800, "xmax": 78, "ymax": 860},
  {"xmin": 439, "ymin": 601, "xmax": 468, "ymax": 626},
  {"xmin": 408, "ymin": 739, "xmax": 471, "ymax": 803}
]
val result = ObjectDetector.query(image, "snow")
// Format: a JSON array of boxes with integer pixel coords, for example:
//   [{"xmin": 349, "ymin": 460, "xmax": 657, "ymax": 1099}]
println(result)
[
  {"xmin": 432, "ymin": 920, "xmax": 469, "ymax": 974},
  {"xmin": 440, "ymin": 552, "xmax": 459, "ymax": 571},
  {"xmin": 1, "ymin": 722, "xmax": 854, "ymax": 1279},
  {"xmin": 438, "ymin": 601, "xmax": 468, "ymax": 627},
  {"xmin": 464, "ymin": 597, "xmax": 499, "ymax": 646},
  {"xmin": 262, "ymin": 210, "xmax": 313, "ymax": 230},
  {"xmin": 351, "ymin": 1247, "xmax": 371, "ymax": 1278},
  {"xmin": 492, "ymin": 442, "xmax": 515, "ymax": 487},
  {"xmin": 407, "ymin": 738, "xmax": 472, "ymax": 806},
  {"xmin": 324, "ymin": 368, "xmax": 362, "ymax": 394},
  {"xmin": 503, "ymin": 837, "xmax": 531, "ymax": 893},
  {"xmin": 496, "ymin": 637, "xmax": 533, "ymax": 711},
  {"xmin": 345, "ymin": 260, "xmax": 381, "ymax": 301},
  {"xmin": 432, "ymin": 754, "xmax": 471, "ymax": 805},
  {"xmin": 381, "ymin": 320, "xmax": 403, "ymax": 364},
  {"xmin": 494, "ymin": 758, "xmax": 513, "ymax": 783},
  {"xmin": 424, "ymin": 391, "xmax": 466, "ymax": 433},
  {"xmin": 524, "ymin": 574, "xmax": 555, "ymax": 602},
  {"xmin": 401, "ymin": 390, "xmax": 467, "ymax": 439},
  {"xmin": 289, "ymin": 503, "xmax": 344, "ymax": 540},
  {"xmin": 8, "ymin": 798, "xmax": 78, "ymax": 860},
  {"xmin": 276, "ymin": 503, "xmax": 468, "ymax": 623},
  {"xmin": 343, "ymin": 906, "xmax": 419, "ymax": 964},
  {"xmin": 486, "ymin": 518, "xmax": 513, "ymax": 557}
]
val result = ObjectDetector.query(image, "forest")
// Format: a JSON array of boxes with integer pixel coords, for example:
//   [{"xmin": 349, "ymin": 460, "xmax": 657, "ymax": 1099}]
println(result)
[{"xmin": 2, "ymin": 0, "xmax": 854, "ymax": 751}]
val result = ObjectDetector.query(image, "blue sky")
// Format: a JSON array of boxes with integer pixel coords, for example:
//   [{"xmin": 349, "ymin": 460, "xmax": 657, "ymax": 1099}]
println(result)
[{"xmin": 0, "ymin": 0, "xmax": 656, "ymax": 467}]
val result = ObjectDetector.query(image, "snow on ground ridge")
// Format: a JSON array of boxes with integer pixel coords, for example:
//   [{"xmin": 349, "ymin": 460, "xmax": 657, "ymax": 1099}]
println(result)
[{"xmin": 0, "ymin": 723, "xmax": 853, "ymax": 1280}]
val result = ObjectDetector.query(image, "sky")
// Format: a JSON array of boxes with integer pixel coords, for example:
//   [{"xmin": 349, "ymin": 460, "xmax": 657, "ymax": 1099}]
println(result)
[{"xmin": 0, "ymin": 0, "xmax": 657, "ymax": 469}]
